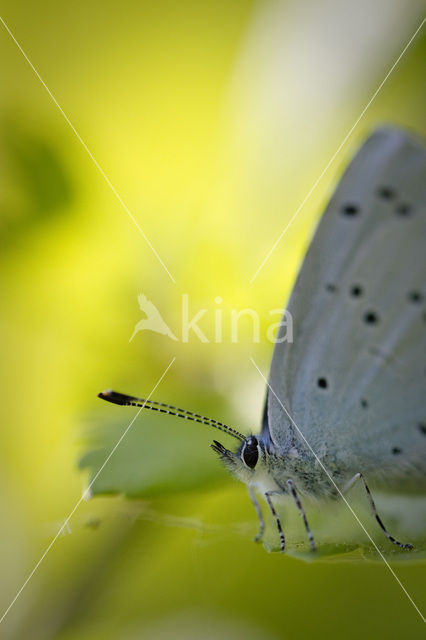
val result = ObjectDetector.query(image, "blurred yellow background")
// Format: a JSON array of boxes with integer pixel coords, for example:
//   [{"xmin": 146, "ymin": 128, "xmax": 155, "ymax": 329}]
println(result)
[{"xmin": 0, "ymin": 1, "xmax": 425, "ymax": 638}]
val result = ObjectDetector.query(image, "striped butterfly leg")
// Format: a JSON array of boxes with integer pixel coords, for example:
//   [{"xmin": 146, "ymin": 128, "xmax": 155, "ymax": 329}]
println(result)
[
  {"xmin": 264, "ymin": 491, "xmax": 286, "ymax": 552},
  {"xmin": 343, "ymin": 473, "xmax": 413, "ymax": 550},
  {"xmin": 248, "ymin": 486, "xmax": 265, "ymax": 543},
  {"xmin": 286, "ymin": 479, "xmax": 316, "ymax": 551}
]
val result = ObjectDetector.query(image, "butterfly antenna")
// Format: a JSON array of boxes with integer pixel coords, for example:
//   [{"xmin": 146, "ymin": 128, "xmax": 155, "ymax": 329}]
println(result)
[{"xmin": 98, "ymin": 390, "xmax": 245, "ymax": 442}]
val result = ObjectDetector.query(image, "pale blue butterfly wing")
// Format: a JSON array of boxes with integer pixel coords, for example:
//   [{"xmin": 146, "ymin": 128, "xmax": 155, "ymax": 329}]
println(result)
[{"xmin": 265, "ymin": 127, "xmax": 426, "ymax": 491}]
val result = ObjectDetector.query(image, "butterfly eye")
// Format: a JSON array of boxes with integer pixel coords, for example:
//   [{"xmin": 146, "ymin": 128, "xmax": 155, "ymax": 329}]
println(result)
[{"xmin": 241, "ymin": 436, "xmax": 259, "ymax": 469}]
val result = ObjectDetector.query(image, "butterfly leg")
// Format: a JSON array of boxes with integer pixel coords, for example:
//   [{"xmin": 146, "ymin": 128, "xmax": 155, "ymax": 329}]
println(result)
[
  {"xmin": 344, "ymin": 472, "xmax": 413, "ymax": 550},
  {"xmin": 265, "ymin": 491, "xmax": 285, "ymax": 552},
  {"xmin": 248, "ymin": 486, "xmax": 264, "ymax": 543},
  {"xmin": 286, "ymin": 479, "xmax": 316, "ymax": 551}
]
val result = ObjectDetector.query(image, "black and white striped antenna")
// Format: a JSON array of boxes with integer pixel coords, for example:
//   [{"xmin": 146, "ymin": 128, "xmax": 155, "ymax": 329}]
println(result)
[{"xmin": 98, "ymin": 390, "xmax": 245, "ymax": 442}]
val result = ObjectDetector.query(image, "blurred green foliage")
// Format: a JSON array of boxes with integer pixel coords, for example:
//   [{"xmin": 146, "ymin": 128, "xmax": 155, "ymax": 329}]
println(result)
[
  {"xmin": 79, "ymin": 411, "xmax": 226, "ymax": 497},
  {"xmin": 0, "ymin": 117, "xmax": 73, "ymax": 247}
]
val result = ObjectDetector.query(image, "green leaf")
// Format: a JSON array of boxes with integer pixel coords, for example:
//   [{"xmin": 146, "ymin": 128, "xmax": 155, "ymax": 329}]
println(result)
[
  {"xmin": 79, "ymin": 409, "xmax": 229, "ymax": 497},
  {"xmin": 260, "ymin": 493, "xmax": 426, "ymax": 561}
]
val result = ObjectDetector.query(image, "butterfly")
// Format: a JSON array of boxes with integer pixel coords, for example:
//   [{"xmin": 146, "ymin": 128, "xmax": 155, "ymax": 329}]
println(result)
[{"xmin": 99, "ymin": 127, "xmax": 426, "ymax": 552}]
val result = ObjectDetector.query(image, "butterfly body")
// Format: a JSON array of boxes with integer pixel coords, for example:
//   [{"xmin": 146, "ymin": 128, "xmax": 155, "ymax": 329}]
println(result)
[
  {"xmin": 214, "ymin": 126, "xmax": 426, "ymax": 549},
  {"xmin": 218, "ymin": 437, "xmax": 338, "ymax": 499}
]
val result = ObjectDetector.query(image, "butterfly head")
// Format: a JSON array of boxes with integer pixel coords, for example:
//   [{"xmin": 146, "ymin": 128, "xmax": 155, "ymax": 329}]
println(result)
[{"xmin": 211, "ymin": 435, "xmax": 268, "ymax": 484}]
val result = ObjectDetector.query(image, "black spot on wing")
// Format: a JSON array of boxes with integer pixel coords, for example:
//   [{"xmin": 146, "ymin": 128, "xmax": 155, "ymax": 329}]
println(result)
[
  {"xmin": 408, "ymin": 290, "xmax": 423, "ymax": 304},
  {"xmin": 377, "ymin": 186, "xmax": 396, "ymax": 200},
  {"xmin": 317, "ymin": 377, "xmax": 328, "ymax": 389},
  {"xmin": 364, "ymin": 310, "xmax": 379, "ymax": 325},
  {"xmin": 350, "ymin": 284, "xmax": 363, "ymax": 297},
  {"xmin": 325, "ymin": 283, "xmax": 338, "ymax": 292},
  {"xmin": 396, "ymin": 203, "xmax": 412, "ymax": 216},
  {"xmin": 341, "ymin": 203, "xmax": 360, "ymax": 216}
]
